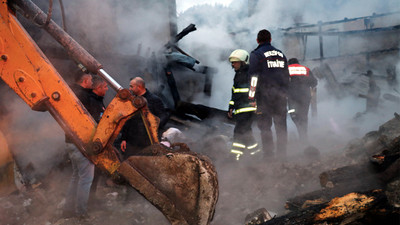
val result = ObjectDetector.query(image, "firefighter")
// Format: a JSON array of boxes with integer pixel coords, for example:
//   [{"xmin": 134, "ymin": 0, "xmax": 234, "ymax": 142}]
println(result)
[
  {"xmin": 287, "ymin": 58, "xmax": 318, "ymax": 143},
  {"xmin": 228, "ymin": 49, "xmax": 259, "ymax": 161},
  {"xmin": 248, "ymin": 29, "xmax": 290, "ymax": 160}
]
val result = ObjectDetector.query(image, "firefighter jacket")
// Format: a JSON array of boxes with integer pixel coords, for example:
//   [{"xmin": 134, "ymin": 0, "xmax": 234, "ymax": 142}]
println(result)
[
  {"xmin": 288, "ymin": 63, "xmax": 318, "ymax": 102},
  {"xmin": 248, "ymin": 43, "xmax": 290, "ymax": 112},
  {"xmin": 229, "ymin": 64, "xmax": 256, "ymax": 115}
]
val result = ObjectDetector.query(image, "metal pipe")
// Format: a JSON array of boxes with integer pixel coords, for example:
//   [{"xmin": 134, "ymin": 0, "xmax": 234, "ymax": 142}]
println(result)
[
  {"xmin": 10, "ymin": 0, "xmax": 122, "ymax": 92},
  {"xmin": 98, "ymin": 69, "xmax": 123, "ymax": 91}
]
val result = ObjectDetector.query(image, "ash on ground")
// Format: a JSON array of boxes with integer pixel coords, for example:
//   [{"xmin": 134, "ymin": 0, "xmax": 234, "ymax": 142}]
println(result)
[{"xmin": 2, "ymin": 115, "xmax": 400, "ymax": 225}]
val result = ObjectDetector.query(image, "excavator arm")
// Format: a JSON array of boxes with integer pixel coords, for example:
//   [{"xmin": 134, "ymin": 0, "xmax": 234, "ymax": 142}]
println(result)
[{"xmin": 0, "ymin": 0, "xmax": 218, "ymax": 224}]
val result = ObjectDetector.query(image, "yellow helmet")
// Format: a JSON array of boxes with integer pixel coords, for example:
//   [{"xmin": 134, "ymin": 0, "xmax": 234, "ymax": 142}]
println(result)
[{"xmin": 229, "ymin": 49, "xmax": 249, "ymax": 64}]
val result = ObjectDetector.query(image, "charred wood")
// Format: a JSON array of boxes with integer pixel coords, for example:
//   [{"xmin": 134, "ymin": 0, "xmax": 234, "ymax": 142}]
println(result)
[
  {"xmin": 286, "ymin": 133, "xmax": 400, "ymax": 212},
  {"xmin": 369, "ymin": 135, "xmax": 400, "ymax": 182},
  {"xmin": 267, "ymin": 190, "xmax": 399, "ymax": 225},
  {"xmin": 269, "ymin": 116, "xmax": 400, "ymax": 224},
  {"xmin": 285, "ymin": 176, "xmax": 384, "ymax": 211},
  {"xmin": 318, "ymin": 163, "xmax": 381, "ymax": 188},
  {"xmin": 380, "ymin": 158, "xmax": 400, "ymax": 183},
  {"xmin": 345, "ymin": 115, "xmax": 400, "ymax": 161},
  {"xmin": 386, "ymin": 177, "xmax": 400, "ymax": 208},
  {"xmin": 245, "ymin": 208, "xmax": 273, "ymax": 225}
]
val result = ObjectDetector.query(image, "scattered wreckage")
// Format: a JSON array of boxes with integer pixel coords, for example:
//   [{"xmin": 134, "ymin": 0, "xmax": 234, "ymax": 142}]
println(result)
[
  {"xmin": 245, "ymin": 114, "xmax": 400, "ymax": 225},
  {"xmin": 0, "ymin": 0, "xmax": 219, "ymax": 224}
]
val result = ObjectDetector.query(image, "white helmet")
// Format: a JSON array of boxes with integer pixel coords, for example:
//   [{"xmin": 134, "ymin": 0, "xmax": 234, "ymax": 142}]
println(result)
[{"xmin": 229, "ymin": 49, "xmax": 249, "ymax": 64}]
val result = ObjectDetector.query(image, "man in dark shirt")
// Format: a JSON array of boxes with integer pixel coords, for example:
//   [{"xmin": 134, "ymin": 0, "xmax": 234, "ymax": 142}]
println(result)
[
  {"xmin": 88, "ymin": 76, "xmax": 109, "ymax": 205},
  {"xmin": 89, "ymin": 76, "xmax": 108, "ymax": 123},
  {"xmin": 120, "ymin": 77, "xmax": 168, "ymax": 159},
  {"xmin": 63, "ymin": 72, "xmax": 97, "ymax": 219}
]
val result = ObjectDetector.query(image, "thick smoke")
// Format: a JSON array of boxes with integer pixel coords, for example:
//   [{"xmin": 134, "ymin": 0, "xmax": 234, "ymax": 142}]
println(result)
[
  {"xmin": 1, "ymin": 0, "xmax": 399, "ymax": 224},
  {"xmin": 1, "ymin": 1, "xmax": 177, "ymax": 223},
  {"xmin": 178, "ymin": 0, "xmax": 400, "ymax": 149},
  {"xmin": 2, "ymin": 0, "xmax": 176, "ymax": 171},
  {"xmin": 4, "ymin": 98, "xmax": 65, "ymax": 180},
  {"xmin": 249, "ymin": 0, "xmax": 400, "ymax": 27},
  {"xmin": 177, "ymin": 0, "xmax": 400, "ymax": 224}
]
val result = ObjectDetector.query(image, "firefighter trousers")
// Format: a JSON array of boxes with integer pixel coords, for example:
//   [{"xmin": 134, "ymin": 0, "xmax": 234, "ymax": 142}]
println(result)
[
  {"xmin": 233, "ymin": 112, "xmax": 257, "ymax": 146},
  {"xmin": 256, "ymin": 95, "xmax": 288, "ymax": 159},
  {"xmin": 231, "ymin": 112, "xmax": 258, "ymax": 160},
  {"xmin": 288, "ymin": 97, "xmax": 310, "ymax": 141}
]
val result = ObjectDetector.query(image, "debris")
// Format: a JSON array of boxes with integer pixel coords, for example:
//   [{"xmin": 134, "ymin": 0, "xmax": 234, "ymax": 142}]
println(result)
[
  {"xmin": 245, "ymin": 208, "xmax": 274, "ymax": 225},
  {"xmin": 385, "ymin": 177, "xmax": 400, "ymax": 208}
]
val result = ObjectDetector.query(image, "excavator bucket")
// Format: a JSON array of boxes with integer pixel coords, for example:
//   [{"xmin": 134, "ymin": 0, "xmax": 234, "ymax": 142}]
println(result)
[
  {"xmin": 117, "ymin": 144, "xmax": 218, "ymax": 225},
  {"xmin": 0, "ymin": 130, "xmax": 18, "ymax": 197}
]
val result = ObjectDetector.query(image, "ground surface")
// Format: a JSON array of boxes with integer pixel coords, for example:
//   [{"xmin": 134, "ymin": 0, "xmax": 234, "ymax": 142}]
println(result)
[
  {"xmin": 0, "ymin": 144, "xmax": 355, "ymax": 225},
  {"xmin": 2, "ymin": 113, "xmax": 394, "ymax": 225}
]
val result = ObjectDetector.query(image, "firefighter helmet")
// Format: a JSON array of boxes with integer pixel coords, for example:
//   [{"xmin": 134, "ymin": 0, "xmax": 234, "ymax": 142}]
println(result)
[{"xmin": 229, "ymin": 49, "xmax": 249, "ymax": 64}]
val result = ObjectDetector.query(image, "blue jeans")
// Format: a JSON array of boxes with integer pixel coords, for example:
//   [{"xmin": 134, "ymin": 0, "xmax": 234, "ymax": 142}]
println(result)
[{"xmin": 64, "ymin": 143, "xmax": 94, "ymax": 215}]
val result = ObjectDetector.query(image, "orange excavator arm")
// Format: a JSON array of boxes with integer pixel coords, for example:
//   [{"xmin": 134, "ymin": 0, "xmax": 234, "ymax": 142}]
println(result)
[{"xmin": 0, "ymin": 0, "xmax": 218, "ymax": 224}]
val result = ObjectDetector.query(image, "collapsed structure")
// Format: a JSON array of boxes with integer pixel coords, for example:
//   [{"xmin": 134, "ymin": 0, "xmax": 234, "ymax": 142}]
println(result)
[
  {"xmin": 0, "ymin": 0, "xmax": 219, "ymax": 224},
  {"xmin": 0, "ymin": 0, "xmax": 399, "ymax": 224},
  {"xmin": 280, "ymin": 11, "xmax": 400, "ymax": 99}
]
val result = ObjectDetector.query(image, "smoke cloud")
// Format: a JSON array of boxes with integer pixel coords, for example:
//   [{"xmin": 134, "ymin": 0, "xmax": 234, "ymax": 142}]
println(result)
[
  {"xmin": 177, "ymin": 0, "xmax": 400, "ymax": 223},
  {"xmin": 178, "ymin": 0, "xmax": 400, "ymax": 147},
  {"xmin": 1, "ymin": 0, "xmax": 399, "ymax": 224}
]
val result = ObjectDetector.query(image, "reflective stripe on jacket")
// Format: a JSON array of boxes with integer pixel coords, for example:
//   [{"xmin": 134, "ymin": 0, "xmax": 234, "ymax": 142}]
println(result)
[
  {"xmin": 248, "ymin": 43, "xmax": 290, "ymax": 112},
  {"xmin": 229, "ymin": 64, "xmax": 255, "ymax": 114},
  {"xmin": 288, "ymin": 64, "xmax": 318, "ymax": 101},
  {"xmin": 289, "ymin": 64, "xmax": 310, "ymax": 77}
]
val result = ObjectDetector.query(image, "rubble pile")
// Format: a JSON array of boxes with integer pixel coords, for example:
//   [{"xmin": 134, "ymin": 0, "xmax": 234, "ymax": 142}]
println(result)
[
  {"xmin": 255, "ymin": 115, "xmax": 400, "ymax": 225},
  {"xmin": 0, "ymin": 169, "xmax": 169, "ymax": 225},
  {"xmin": 1, "ymin": 116, "xmax": 400, "ymax": 224}
]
